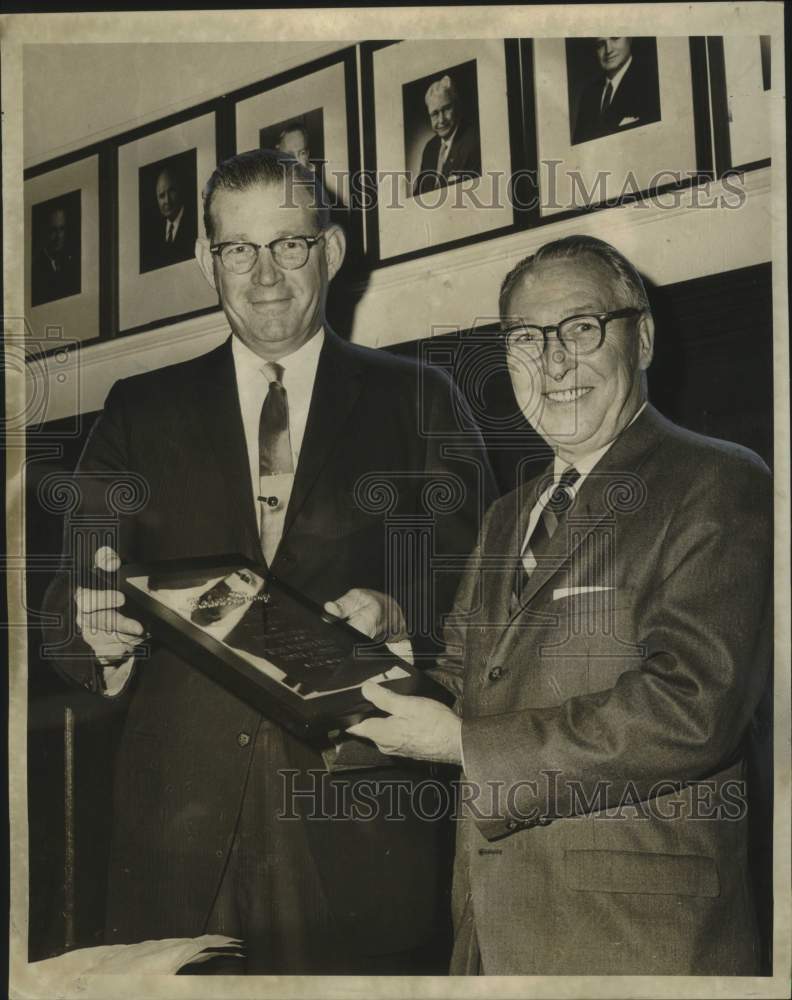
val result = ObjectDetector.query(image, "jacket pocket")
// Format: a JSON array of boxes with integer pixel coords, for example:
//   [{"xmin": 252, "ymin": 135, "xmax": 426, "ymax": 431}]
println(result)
[{"xmin": 565, "ymin": 849, "xmax": 720, "ymax": 897}]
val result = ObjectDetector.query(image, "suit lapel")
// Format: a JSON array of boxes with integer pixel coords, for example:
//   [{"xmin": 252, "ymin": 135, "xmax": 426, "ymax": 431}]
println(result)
[
  {"xmin": 282, "ymin": 330, "xmax": 365, "ymax": 536},
  {"xmin": 191, "ymin": 337, "xmax": 261, "ymax": 560},
  {"xmin": 492, "ymin": 406, "xmax": 667, "ymax": 646}
]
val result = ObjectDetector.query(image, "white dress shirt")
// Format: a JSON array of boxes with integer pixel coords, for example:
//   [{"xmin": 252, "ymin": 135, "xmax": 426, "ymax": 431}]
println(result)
[
  {"xmin": 101, "ymin": 329, "xmax": 325, "ymax": 696},
  {"xmin": 165, "ymin": 204, "xmax": 185, "ymax": 242},
  {"xmin": 519, "ymin": 401, "xmax": 647, "ymax": 569}
]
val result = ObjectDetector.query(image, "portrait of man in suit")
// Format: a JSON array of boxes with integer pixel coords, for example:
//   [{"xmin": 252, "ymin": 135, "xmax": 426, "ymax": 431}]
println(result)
[
  {"xmin": 570, "ymin": 36, "xmax": 662, "ymax": 145},
  {"xmin": 260, "ymin": 109, "xmax": 325, "ymax": 174},
  {"xmin": 138, "ymin": 150, "xmax": 198, "ymax": 273},
  {"xmin": 30, "ymin": 191, "xmax": 81, "ymax": 307},
  {"xmin": 42, "ymin": 148, "xmax": 494, "ymax": 975},
  {"xmin": 351, "ymin": 235, "xmax": 772, "ymax": 976},
  {"xmin": 407, "ymin": 70, "xmax": 482, "ymax": 197}
]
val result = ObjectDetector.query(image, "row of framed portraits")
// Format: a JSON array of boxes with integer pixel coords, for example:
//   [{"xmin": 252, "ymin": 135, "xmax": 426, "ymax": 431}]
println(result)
[{"xmin": 24, "ymin": 35, "xmax": 772, "ymax": 352}]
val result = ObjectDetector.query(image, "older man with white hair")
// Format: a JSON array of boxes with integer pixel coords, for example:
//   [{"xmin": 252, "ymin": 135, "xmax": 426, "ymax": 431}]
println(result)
[{"xmin": 413, "ymin": 73, "xmax": 481, "ymax": 195}]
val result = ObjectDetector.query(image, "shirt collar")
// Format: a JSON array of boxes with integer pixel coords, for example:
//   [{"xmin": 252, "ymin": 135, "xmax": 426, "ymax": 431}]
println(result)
[
  {"xmin": 232, "ymin": 327, "xmax": 324, "ymax": 386},
  {"xmin": 441, "ymin": 126, "xmax": 459, "ymax": 149},
  {"xmin": 552, "ymin": 400, "xmax": 647, "ymax": 480},
  {"xmin": 606, "ymin": 54, "xmax": 633, "ymax": 96},
  {"xmin": 167, "ymin": 205, "xmax": 185, "ymax": 230}
]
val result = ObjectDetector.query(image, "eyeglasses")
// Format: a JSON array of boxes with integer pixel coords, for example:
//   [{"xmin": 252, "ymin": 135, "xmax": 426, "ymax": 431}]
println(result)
[
  {"xmin": 210, "ymin": 234, "xmax": 324, "ymax": 274},
  {"xmin": 502, "ymin": 308, "xmax": 641, "ymax": 356}
]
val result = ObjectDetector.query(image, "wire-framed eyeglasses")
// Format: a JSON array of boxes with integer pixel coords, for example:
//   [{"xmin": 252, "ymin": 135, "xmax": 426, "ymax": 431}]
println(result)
[
  {"xmin": 503, "ymin": 307, "xmax": 642, "ymax": 356},
  {"xmin": 210, "ymin": 234, "xmax": 324, "ymax": 274}
]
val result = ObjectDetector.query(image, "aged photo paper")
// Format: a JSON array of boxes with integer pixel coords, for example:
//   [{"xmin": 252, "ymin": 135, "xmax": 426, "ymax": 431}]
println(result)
[{"xmin": 3, "ymin": 5, "xmax": 789, "ymax": 999}]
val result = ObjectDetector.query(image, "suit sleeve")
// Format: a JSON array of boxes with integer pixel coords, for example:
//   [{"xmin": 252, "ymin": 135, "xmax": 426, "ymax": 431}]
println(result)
[
  {"xmin": 40, "ymin": 380, "xmax": 141, "ymax": 696},
  {"xmin": 460, "ymin": 455, "xmax": 773, "ymax": 840}
]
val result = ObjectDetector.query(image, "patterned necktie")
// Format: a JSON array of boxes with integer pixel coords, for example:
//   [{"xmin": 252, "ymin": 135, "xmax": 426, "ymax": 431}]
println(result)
[
  {"xmin": 601, "ymin": 80, "xmax": 614, "ymax": 115},
  {"xmin": 515, "ymin": 466, "xmax": 580, "ymax": 603},
  {"xmin": 259, "ymin": 362, "xmax": 294, "ymax": 476}
]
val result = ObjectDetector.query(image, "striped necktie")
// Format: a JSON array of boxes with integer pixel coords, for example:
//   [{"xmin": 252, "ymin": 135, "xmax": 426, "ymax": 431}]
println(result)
[
  {"xmin": 601, "ymin": 80, "xmax": 614, "ymax": 115},
  {"xmin": 258, "ymin": 362, "xmax": 293, "ymax": 477},
  {"xmin": 515, "ymin": 466, "xmax": 580, "ymax": 603}
]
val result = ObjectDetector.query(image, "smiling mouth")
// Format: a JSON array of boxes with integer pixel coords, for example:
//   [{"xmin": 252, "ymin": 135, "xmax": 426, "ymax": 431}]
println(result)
[
  {"xmin": 544, "ymin": 387, "xmax": 592, "ymax": 403},
  {"xmin": 250, "ymin": 298, "xmax": 290, "ymax": 310}
]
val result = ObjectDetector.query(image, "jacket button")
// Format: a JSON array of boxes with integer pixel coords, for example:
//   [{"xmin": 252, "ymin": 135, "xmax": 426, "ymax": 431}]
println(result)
[
  {"xmin": 488, "ymin": 666, "xmax": 504, "ymax": 681},
  {"xmin": 237, "ymin": 732, "xmax": 251, "ymax": 748}
]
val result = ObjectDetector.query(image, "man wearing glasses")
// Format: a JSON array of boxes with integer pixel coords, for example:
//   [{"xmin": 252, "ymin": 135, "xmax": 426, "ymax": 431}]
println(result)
[
  {"xmin": 351, "ymin": 235, "xmax": 772, "ymax": 975},
  {"xmin": 44, "ymin": 148, "xmax": 493, "ymax": 973}
]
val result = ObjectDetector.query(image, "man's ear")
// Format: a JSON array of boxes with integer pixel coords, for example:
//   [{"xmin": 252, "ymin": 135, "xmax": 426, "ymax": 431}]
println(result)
[
  {"xmin": 637, "ymin": 310, "xmax": 655, "ymax": 371},
  {"xmin": 195, "ymin": 238, "xmax": 217, "ymax": 290},
  {"xmin": 322, "ymin": 224, "xmax": 346, "ymax": 282}
]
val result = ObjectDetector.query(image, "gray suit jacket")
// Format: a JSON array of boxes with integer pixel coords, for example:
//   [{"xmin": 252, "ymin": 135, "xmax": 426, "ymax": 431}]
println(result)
[{"xmin": 434, "ymin": 405, "xmax": 771, "ymax": 975}]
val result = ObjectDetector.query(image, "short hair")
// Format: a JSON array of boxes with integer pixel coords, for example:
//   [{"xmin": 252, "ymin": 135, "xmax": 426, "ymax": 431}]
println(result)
[
  {"xmin": 425, "ymin": 74, "xmax": 458, "ymax": 106},
  {"xmin": 202, "ymin": 147, "xmax": 329, "ymax": 240},
  {"xmin": 499, "ymin": 235, "xmax": 650, "ymax": 321},
  {"xmin": 276, "ymin": 122, "xmax": 308, "ymax": 146}
]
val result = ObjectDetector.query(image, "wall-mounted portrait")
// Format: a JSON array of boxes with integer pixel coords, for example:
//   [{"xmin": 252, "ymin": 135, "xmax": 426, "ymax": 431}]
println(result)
[
  {"xmin": 117, "ymin": 111, "xmax": 217, "ymax": 334},
  {"xmin": 30, "ymin": 189, "xmax": 82, "ymax": 307},
  {"xmin": 259, "ymin": 109, "xmax": 325, "ymax": 171},
  {"xmin": 566, "ymin": 37, "xmax": 662, "ymax": 146},
  {"xmin": 25, "ymin": 153, "xmax": 100, "ymax": 351},
  {"xmin": 138, "ymin": 149, "xmax": 198, "ymax": 275},
  {"xmin": 362, "ymin": 39, "xmax": 516, "ymax": 264},
  {"xmin": 402, "ymin": 60, "xmax": 482, "ymax": 197}
]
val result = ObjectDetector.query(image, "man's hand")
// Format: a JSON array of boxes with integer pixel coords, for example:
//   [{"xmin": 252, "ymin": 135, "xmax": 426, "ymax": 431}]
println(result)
[
  {"xmin": 75, "ymin": 546, "xmax": 146, "ymax": 663},
  {"xmin": 323, "ymin": 588, "xmax": 407, "ymax": 643},
  {"xmin": 346, "ymin": 680, "xmax": 462, "ymax": 764}
]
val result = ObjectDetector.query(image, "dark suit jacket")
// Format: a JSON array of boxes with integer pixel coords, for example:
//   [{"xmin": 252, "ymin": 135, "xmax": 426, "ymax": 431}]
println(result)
[
  {"xmin": 433, "ymin": 405, "xmax": 771, "ymax": 974},
  {"xmin": 413, "ymin": 122, "xmax": 482, "ymax": 196},
  {"xmin": 43, "ymin": 331, "xmax": 495, "ymax": 960},
  {"xmin": 140, "ymin": 204, "xmax": 197, "ymax": 273},
  {"xmin": 572, "ymin": 57, "xmax": 662, "ymax": 144}
]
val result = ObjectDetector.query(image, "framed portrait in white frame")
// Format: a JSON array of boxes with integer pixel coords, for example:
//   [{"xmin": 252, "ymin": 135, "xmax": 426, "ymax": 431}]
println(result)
[
  {"xmin": 233, "ymin": 47, "xmax": 362, "ymax": 255},
  {"xmin": 117, "ymin": 109, "xmax": 219, "ymax": 335},
  {"xmin": 24, "ymin": 154, "xmax": 101, "ymax": 353},
  {"xmin": 533, "ymin": 37, "xmax": 704, "ymax": 217},
  {"xmin": 361, "ymin": 39, "xmax": 517, "ymax": 265}
]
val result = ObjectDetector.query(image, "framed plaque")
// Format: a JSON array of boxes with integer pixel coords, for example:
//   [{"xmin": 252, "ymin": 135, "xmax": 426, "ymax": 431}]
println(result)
[{"xmin": 119, "ymin": 554, "xmax": 441, "ymax": 748}]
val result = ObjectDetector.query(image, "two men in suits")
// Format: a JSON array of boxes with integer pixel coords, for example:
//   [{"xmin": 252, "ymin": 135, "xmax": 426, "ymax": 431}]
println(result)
[
  {"xmin": 572, "ymin": 37, "xmax": 662, "ymax": 144},
  {"xmin": 43, "ymin": 148, "xmax": 493, "ymax": 973},
  {"xmin": 351, "ymin": 235, "xmax": 772, "ymax": 975},
  {"xmin": 412, "ymin": 74, "xmax": 482, "ymax": 196}
]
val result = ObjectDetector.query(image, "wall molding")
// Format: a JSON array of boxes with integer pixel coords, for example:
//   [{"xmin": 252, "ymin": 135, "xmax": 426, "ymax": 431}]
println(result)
[{"xmin": 26, "ymin": 166, "xmax": 772, "ymax": 422}]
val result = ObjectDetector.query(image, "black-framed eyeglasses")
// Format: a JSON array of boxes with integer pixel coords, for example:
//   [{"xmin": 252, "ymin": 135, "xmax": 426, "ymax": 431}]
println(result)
[
  {"xmin": 502, "ymin": 307, "xmax": 642, "ymax": 356},
  {"xmin": 210, "ymin": 234, "xmax": 324, "ymax": 274}
]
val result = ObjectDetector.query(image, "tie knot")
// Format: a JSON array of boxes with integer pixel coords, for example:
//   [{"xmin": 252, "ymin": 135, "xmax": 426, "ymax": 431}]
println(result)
[{"xmin": 261, "ymin": 361, "xmax": 284, "ymax": 386}]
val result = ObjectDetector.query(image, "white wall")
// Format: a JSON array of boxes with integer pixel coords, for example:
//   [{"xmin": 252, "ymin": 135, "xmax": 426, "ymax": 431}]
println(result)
[{"xmin": 22, "ymin": 41, "xmax": 773, "ymax": 421}]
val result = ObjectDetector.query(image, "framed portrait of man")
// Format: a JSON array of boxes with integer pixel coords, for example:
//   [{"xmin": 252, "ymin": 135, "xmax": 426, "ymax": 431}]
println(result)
[
  {"xmin": 361, "ymin": 39, "xmax": 518, "ymax": 265},
  {"xmin": 138, "ymin": 148, "xmax": 198, "ymax": 275},
  {"xmin": 258, "ymin": 109, "xmax": 325, "ymax": 173},
  {"xmin": 566, "ymin": 37, "xmax": 662, "ymax": 147},
  {"xmin": 116, "ymin": 109, "xmax": 219, "ymax": 335},
  {"xmin": 30, "ymin": 190, "xmax": 82, "ymax": 307},
  {"xmin": 24, "ymin": 153, "xmax": 101, "ymax": 351},
  {"xmin": 401, "ymin": 59, "xmax": 482, "ymax": 198}
]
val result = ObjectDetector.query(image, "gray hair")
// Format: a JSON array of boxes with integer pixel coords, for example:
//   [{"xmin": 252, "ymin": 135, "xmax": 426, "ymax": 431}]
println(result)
[
  {"xmin": 425, "ymin": 74, "xmax": 458, "ymax": 106},
  {"xmin": 202, "ymin": 147, "xmax": 329, "ymax": 240},
  {"xmin": 499, "ymin": 235, "xmax": 650, "ymax": 322}
]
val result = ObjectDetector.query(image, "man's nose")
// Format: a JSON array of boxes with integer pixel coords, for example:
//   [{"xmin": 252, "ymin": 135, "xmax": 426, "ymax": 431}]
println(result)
[
  {"xmin": 542, "ymin": 335, "xmax": 576, "ymax": 380},
  {"xmin": 251, "ymin": 247, "xmax": 282, "ymax": 285}
]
